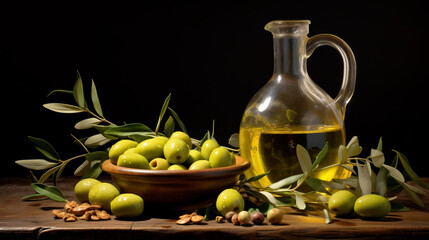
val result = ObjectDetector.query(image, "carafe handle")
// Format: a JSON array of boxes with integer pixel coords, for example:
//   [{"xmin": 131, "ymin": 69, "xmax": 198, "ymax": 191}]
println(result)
[{"xmin": 306, "ymin": 34, "xmax": 356, "ymax": 118}]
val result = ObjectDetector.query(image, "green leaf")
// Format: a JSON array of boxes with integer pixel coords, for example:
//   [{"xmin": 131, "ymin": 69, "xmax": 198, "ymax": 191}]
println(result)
[
  {"xmin": 85, "ymin": 151, "xmax": 109, "ymax": 162},
  {"xmin": 377, "ymin": 137, "xmax": 383, "ymax": 151},
  {"xmin": 338, "ymin": 145, "xmax": 349, "ymax": 163},
  {"xmin": 155, "ymin": 93, "xmax": 171, "ymax": 134},
  {"xmin": 38, "ymin": 164, "xmax": 62, "ymax": 183},
  {"xmin": 31, "ymin": 183, "xmax": 67, "ymax": 202},
  {"xmin": 75, "ymin": 118, "xmax": 102, "ymax": 130},
  {"xmin": 269, "ymin": 173, "xmax": 304, "ymax": 190},
  {"xmin": 346, "ymin": 136, "xmax": 362, "ymax": 156},
  {"xmin": 22, "ymin": 193, "xmax": 49, "ymax": 201},
  {"xmin": 15, "ymin": 159, "xmax": 58, "ymax": 170},
  {"xmin": 47, "ymin": 89, "xmax": 73, "ymax": 97},
  {"xmin": 81, "ymin": 160, "xmax": 103, "ymax": 179},
  {"xmin": 91, "ymin": 79, "xmax": 104, "ymax": 117},
  {"xmin": 383, "ymin": 164, "xmax": 405, "ymax": 183},
  {"xmin": 164, "ymin": 116, "xmax": 175, "ymax": 137},
  {"xmin": 28, "ymin": 136, "xmax": 60, "ymax": 161},
  {"xmin": 296, "ymin": 144, "xmax": 312, "ymax": 175},
  {"xmin": 104, "ymin": 123, "xmax": 153, "ymax": 137},
  {"xmin": 375, "ymin": 166, "xmax": 388, "ymax": 196},
  {"xmin": 312, "ymin": 141, "xmax": 328, "ymax": 169},
  {"xmin": 73, "ymin": 70, "xmax": 86, "ymax": 108},
  {"xmin": 84, "ymin": 134, "xmax": 111, "ymax": 147},
  {"xmin": 74, "ymin": 160, "xmax": 90, "ymax": 177},
  {"xmin": 43, "ymin": 103, "xmax": 85, "ymax": 113},
  {"xmin": 401, "ymin": 182, "xmax": 424, "ymax": 207},
  {"xmin": 357, "ymin": 160, "xmax": 372, "ymax": 195},
  {"xmin": 370, "ymin": 149, "xmax": 385, "ymax": 168},
  {"xmin": 390, "ymin": 202, "xmax": 410, "ymax": 212},
  {"xmin": 294, "ymin": 192, "xmax": 306, "ymax": 210},
  {"xmin": 393, "ymin": 150, "xmax": 429, "ymax": 190},
  {"xmin": 168, "ymin": 107, "xmax": 187, "ymax": 134},
  {"xmin": 200, "ymin": 131, "xmax": 210, "ymax": 146},
  {"xmin": 305, "ymin": 178, "xmax": 330, "ymax": 194},
  {"xmin": 246, "ymin": 171, "xmax": 271, "ymax": 183}
]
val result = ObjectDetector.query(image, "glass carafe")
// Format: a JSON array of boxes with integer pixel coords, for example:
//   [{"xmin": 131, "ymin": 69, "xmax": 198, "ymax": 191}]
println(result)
[{"xmin": 239, "ymin": 20, "xmax": 356, "ymax": 188}]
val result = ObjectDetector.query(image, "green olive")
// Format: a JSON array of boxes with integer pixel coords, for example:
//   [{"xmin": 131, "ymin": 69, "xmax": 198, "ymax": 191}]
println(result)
[
  {"xmin": 111, "ymin": 193, "xmax": 144, "ymax": 218},
  {"xmin": 117, "ymin": 153, "xmax": 150, "ymax": 169},
  {"xmin": 188, "ymin": 160, "xmax": 211, "ymax": 170},
  {"xmin": 88, "ymin": 183, "xmax": 120, "ymax": 211},
  {"xmin": 167, "ymin": 164, "xmax": 187, "ymax": 170},
  {"xmin": 152, "ymin": 136, "xmax": 169, "ymax": 146},
  {"xmin": 135, "ymin": 138, "xmax": 164, "ymax": 161},
  {"xmin": 170, "ymin": 131, "xmax": 192, "ymax": 149},
  {"xmin": 74, "ymin": 178, "xmax": 101, "ymax": 203},
  {"xmin": 149, "ymin": 158, "xmax": 170, "ymax": 170},
  {"xmin": 123, "ymin": 147, "xmax": 136, "ymax": 155},
  {"xmin": 201, "ymin": 139, "xmax": 220, "ymax": 159},
  {"xmin": 163, "ymin": 139, "xmax": 189, "ymax": 164},
  {"xmin": 184, "ymin": 149, "xmax": 203, "ymax": 167},
  {"xmin": 109, "ymin": 140, "xmax": 138, "ymax": 165},
  {"xmin": 209, "ymin": 147, "xmax": 232, "ymax": 168},
  {"xmin": 328, "ymin": 190, "xmax": 356, "ymax": 216},
  {"xmin": 354, "ymin": 194, "xmax": 391, "ymax": 218}
]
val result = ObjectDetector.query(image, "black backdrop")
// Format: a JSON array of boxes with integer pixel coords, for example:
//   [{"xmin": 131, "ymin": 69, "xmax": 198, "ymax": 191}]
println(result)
[{"xmin": 2, "ymin": 1, "xmax": 428, "ymax": 178}]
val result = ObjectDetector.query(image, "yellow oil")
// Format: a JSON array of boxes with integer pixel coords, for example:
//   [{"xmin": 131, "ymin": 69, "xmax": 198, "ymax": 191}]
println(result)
[{"xmin": 239, "ymin": 126, "xmax": 350, "ymax": 189}]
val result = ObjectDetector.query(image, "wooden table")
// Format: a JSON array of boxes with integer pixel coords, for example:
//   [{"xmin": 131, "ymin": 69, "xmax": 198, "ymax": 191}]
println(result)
[{"xmin": 1, "ymin": 177, "xmax": 429, "ymax": 240}]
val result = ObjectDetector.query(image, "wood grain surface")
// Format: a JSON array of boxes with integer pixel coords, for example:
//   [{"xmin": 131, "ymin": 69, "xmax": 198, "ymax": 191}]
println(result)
[{"xmin": 1, "ymin": 177, "xmax": 428, "ymax": 240}]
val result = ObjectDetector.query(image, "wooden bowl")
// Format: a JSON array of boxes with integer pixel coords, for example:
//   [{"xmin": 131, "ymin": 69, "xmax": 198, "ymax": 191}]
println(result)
[{"xmin": 101, "ymin": 156, "xmax": 250, "ymax": 211}]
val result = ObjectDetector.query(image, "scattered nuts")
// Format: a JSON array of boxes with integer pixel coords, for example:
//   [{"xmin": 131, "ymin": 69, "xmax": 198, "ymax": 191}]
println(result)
[
  {"xmin": 191, "ymin": 215, "xmax": 204, "ymax": 224},
  {"xmin": 176, "ymin": 212, "xmax": 205, "ymax": 225},
  {"xmin": 267, "ymin": 208, "xmax": 283, "ymax": 224},
  {"xmin": 215, "ymin": 216, "xmax": 225, "ymax": 223},
  {"xmin": 251, "ymin": 211, "xmax": 265, "ymax": 225},
  {"xmin": 52, "ymin": 202, "xmax": 110, "ymax": 222},
  {"xmin": 225, "ymin": 211, "xmax": 236, "ymax": 222},
  {"xmin": 176, "ymin": 217, "xmax": 192, "ymax": 225}
]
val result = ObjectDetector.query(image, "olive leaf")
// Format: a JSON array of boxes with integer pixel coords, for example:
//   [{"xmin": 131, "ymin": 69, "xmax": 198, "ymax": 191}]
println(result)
[
  {"xmin": 155, "ymin": 93, "xmax": 171, "ymax": 135},
  {"xmin": 43, "ymin": 103, "xmax": 85, "ymax": 114},
  {"xmin": 294, "ymin": 192, "xmax": 306, "ymax": 210},
  {"xmin": 91, "ymin": 79, "xmax": 103, "ymax": 117},
  {"xmin": 81, "ymin": 160, "xmax": 103, "ymax": 179},
  {"xmin": 346, "ymin": 136, "xmax": 362, "ymax": 156},
  {"xmin": 323, "ymin": 209, "xmax": 332, "ymax": 224},
  {"xmin": 164, "ymin": 116, "xmax": 175, "ymax": 137},
  {"xmin": 375, "ymin": 166, "xmax": 388, "ymax": 196},
  {"xmin": 31, "ymin": 183, "xmax": 67, "ymax": 202},
  {"xmin": 377, "ymin": 137, "xmax": 383, "ymax": 151},
  {"xmin": 15, "ymin": 159, "xmax": 58, "ymax": 170},
  {"xmin": 401, "ymin": 183, "xmax": 424, "ymax": 207},
  {"xmin": 269, "ymin": 173, "xmax": 304, "ymax": 190},
  {"xmin": 28, "ymin": 136, "xmax": 60, "ymax": 161},
  {"xmin": 338, "ymin": 145, "xmax": 349, "ymax": 163},
  {"xmin": 84, "ymin": 134, "xmax": 112, "ymax": 147},
  {"xmin": 357, "ymin": 159, "xmax": 372, "ymax": 195},
  {"xmin": 370, "ymin": 149, "xmax": 385, "ymax": 167},
  {"xmin": 73, "ymin": 70, "xmax": 86, "ymax": 108},
  {"xmin": 393, "ymin": 150, "xmax": 429, "ymax": 190},
  {"xmin": 168, "ymin": 107, "xmax": 187, "ymax": 134},
  {"xmin": 104, "ymin": 123, "xmax": 153, "ymax": 138},
  {"xmin": 296, "ymin": 145, "xmax": 312, "ymax": 175},
  {"xmin": 75, "ymin": 118, "xmax": 102, "ymax": 130},
  {"xmin": 383, "ymin": 164, "xmax": 405, "ymax": 183},
  {"xmin": 74, "ymin": 160, "xmax": 90, "ymax": 176},
  {"xmin": 305, "ymin": 178, "xmax": 330, "ymax": 194},
  {"xmin": 228, "ymin": 133, "xmax": 239, "ymax": 148},
  {"xmin": 47, "ymin": 89, "xmax": 73, "ymax": 97},
  {"xmin": 245, "ymin": 171, "xmax": 271, "ymax": 184},
  {"xmin": 311, "ymin": 142, "xmax": 328, "ymax": 169},
  {"xmin": 38, "ymin": 164, "xmax": 62, "ymax": 184}
]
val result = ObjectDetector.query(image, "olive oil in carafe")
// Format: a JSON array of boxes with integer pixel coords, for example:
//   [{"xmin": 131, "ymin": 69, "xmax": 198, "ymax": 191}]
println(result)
[{"xmin": 240, "ymin": 127, "xmax": 350, "ymax": 188}]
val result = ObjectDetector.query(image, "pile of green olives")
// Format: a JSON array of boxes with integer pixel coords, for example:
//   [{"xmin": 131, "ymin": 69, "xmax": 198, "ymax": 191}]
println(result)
[
  {"xmin": 328, "ymin": 190, "xmax": 391, "ymax": 219},
  {"xmin": 108, "ymin": 131, "xmax": 236, "ymax": 170}
]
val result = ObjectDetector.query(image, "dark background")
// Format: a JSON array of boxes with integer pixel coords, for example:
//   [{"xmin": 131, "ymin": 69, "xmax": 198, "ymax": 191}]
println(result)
[{"xmin": 1, "ymin": 1, "xmax": 428, "ymax": 178}]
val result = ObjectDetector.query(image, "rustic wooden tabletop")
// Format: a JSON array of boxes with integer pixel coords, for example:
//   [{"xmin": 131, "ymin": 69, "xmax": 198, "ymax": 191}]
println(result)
[{"xmin": 1, "ymin": 176, "xmax": 428, "ymax": 240}]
